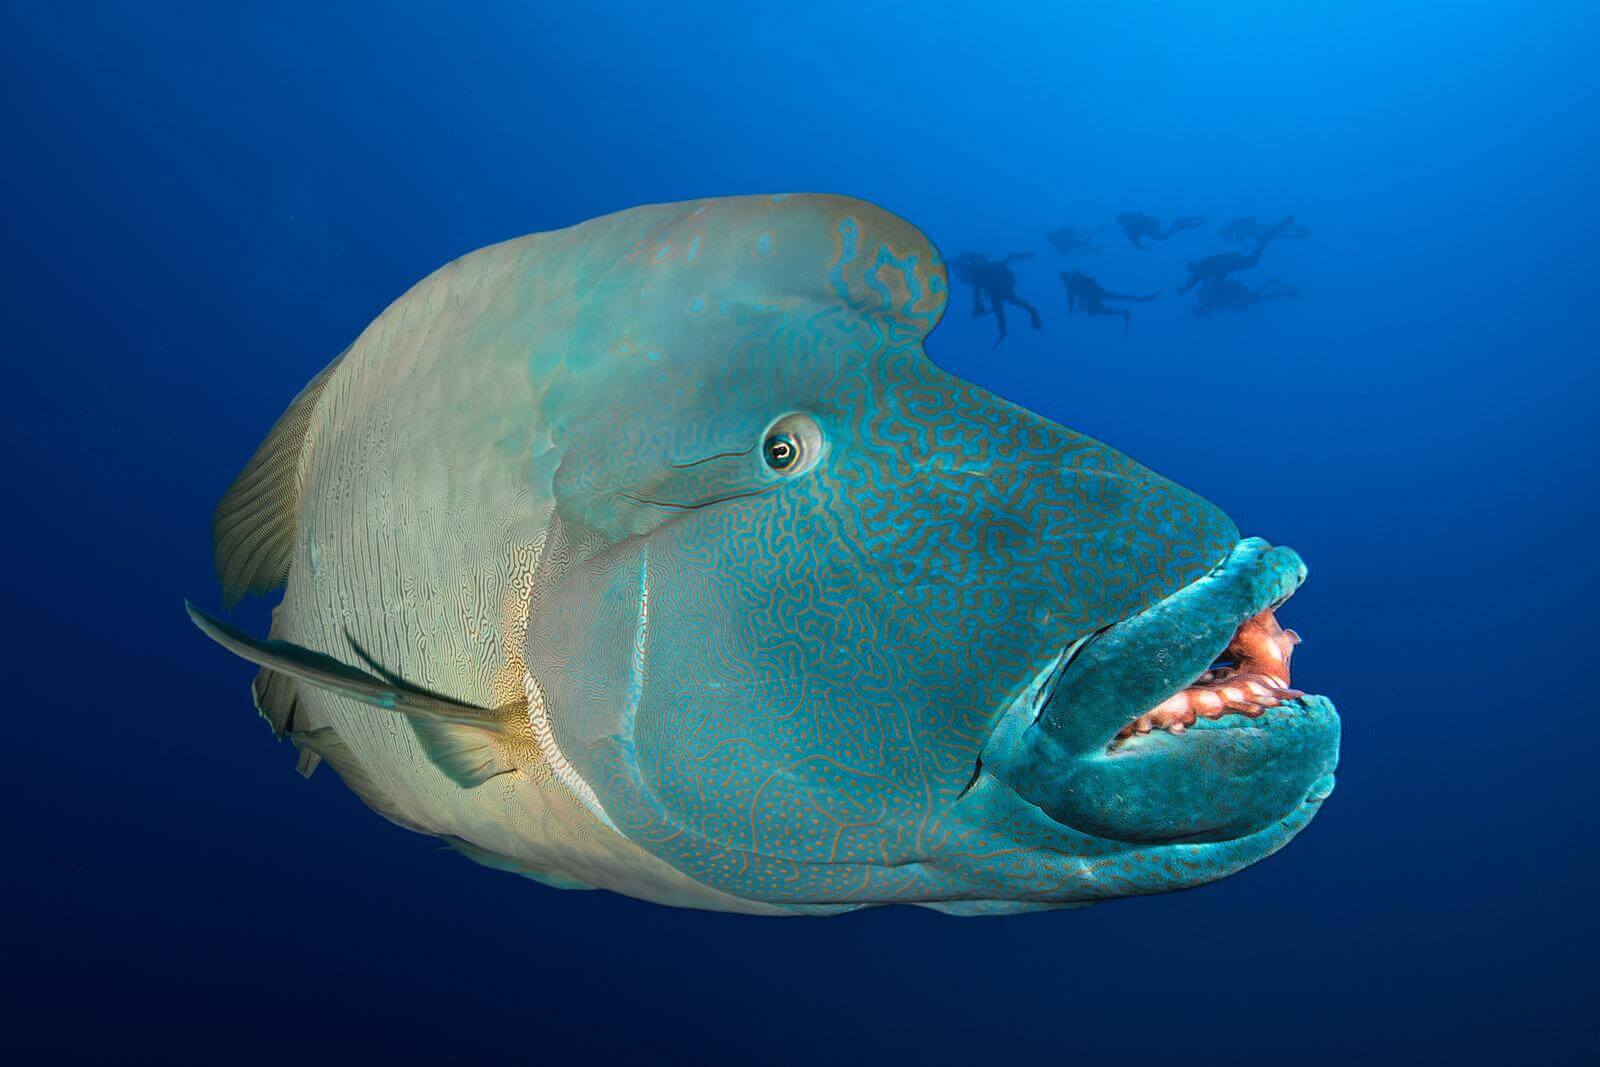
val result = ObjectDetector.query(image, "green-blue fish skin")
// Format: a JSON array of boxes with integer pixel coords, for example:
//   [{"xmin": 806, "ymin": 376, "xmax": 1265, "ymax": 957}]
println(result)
[{"xmin": 198, "ymin": 193, "xmax": 1339, "ymax": 915}]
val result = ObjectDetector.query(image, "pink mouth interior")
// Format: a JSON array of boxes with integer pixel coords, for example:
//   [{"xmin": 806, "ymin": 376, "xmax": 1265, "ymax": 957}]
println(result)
[{"xmin": 1116, "ymin": 609, "xmax": 1304, "ymax": 741}]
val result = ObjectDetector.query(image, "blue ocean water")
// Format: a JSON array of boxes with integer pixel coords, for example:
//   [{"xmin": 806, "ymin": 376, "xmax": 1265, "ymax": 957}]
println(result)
[{"xmin": 3, "ymin": 1, "xmax": 1596, "ymax": 1062}]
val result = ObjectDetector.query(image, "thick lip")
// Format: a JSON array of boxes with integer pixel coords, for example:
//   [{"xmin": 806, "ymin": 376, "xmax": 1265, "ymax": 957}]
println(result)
[
  {"xmin": 977, "ymin": 537, "xmax": 1339, "ymax": 846},
  {"xmin": 1031, "ymin": 537, "xmax": 1310, "ymax": 754}
]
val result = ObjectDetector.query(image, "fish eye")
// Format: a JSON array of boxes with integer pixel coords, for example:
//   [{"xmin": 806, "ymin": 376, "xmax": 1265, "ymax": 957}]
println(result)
[
  {"xmin": 763, "ymin": 433, "xmax": 800, "ymax": 471},
  {"xmin": 760, "ymin": 413, "xmax": 823, "ymax": 477}
]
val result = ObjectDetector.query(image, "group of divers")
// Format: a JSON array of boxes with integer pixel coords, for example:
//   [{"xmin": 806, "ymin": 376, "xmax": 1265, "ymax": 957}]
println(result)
[{"xmin": 950, "ymin": 212, "xmax": 1309, "ymax": 346}]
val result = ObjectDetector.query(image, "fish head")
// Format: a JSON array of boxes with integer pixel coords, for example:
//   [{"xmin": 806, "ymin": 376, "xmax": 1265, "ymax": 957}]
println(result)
[{"xmin": 524, "ymin": 195, "xmax": 1338, "ymax": 911}]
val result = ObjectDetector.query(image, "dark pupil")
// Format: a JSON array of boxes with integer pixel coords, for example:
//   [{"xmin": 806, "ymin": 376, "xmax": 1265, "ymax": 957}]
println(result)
[{"xmin": 764, "ymin": 435, "xmax": 797, "ymax": 469}]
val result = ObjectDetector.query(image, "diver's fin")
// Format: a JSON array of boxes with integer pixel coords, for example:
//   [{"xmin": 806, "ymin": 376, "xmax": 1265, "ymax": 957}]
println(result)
[
  {"xmin": 187, "ymin": 602, "xmax": 524, "ymax": 788},
  {"xmin": 290, "ymin": 726, "xmax": 428, "ymax": 833},
  {"xmin": 211, "ymin": 348, "xmax": 346, "ymax": 607}
]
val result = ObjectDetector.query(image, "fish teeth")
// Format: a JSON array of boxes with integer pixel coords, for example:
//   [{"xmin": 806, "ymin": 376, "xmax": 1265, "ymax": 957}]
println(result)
[{"xmin": 1114, "ymin": 609, "xmax": 1304, "ymax": 745}]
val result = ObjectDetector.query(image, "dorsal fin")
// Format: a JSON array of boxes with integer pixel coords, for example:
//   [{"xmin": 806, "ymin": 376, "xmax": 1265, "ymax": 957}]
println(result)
[{"xmin": 211, "ymin": 349, "xmax": 346, "ymax": 607}]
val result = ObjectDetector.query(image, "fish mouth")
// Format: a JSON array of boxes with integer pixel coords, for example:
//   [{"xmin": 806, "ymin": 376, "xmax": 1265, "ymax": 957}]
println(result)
[
  {"xmin": 1112, "ymin": 587, "xmax": 1303, "ymax": 744},
  {"xmin": 985, "ymin": 538, "xmax": 1340, "ymax": 845}
]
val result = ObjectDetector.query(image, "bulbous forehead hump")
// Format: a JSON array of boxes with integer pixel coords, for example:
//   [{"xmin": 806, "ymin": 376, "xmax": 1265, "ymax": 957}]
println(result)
[
  {"xmin": 529, "ymin": 194, "xmax": 952, "ymax": 438},
  {"xmin": 583, "ymin": 192, "xmax": 949, "ymax": 339},
  {"xmin": 620, "ymin": 191, "xmax": 940, "ymax": 316}
]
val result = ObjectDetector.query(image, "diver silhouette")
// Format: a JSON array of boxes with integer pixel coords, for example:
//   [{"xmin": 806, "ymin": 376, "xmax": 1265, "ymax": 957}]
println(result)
[
  {"xmin": 951, "ymin": 251, "xmax": 1043, "ymax": 348},
  {"xmin": 1046, "ymin": 225, "xmax": 1103, "ymax": 255},
  {"xmin": 1116, "ymin": 212, "xmax": 1207, "ymax": 249},
  {"xmin": 1178, "ymin": 215, "xmax": 1299, "ymax": 293},
  {"xmin": 1060, "ymin": 270, "xmax": 1163, "ymax": 333},
  {"xmin": 1219, "ymin": 216, "xmax": 1311, "ymax": 245},
  {"xmin": 1194, "ymin": 277, "xmax": 1301, "ymax": 315}
]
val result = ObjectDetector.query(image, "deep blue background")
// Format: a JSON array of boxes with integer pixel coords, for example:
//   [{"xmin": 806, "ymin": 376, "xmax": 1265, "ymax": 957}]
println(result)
[{"xmin": 4, "ymin": 2, "xmax": 1596, "ymax": 1062}]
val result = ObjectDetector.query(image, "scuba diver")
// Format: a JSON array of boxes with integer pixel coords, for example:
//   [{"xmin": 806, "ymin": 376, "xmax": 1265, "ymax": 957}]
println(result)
[
  {"xmin": 1219, "ymin": 215, "xmax": 1311, "ymax": 245},
  {"xmin": 1060, "ymin": 270, "xmax": 1162, "ymax": 333},
  {"xmin": 1116, "ymin": 211, "xmax": 1208, "ymax": 249},
  {"xmin": 1194, "ymin": 277, "xmax": 1301, "ymax": 316},
  {"xmin": 950, "ymin": 251, "xmax": 1043, "ymax": 348},
  {"xmin": 1046, "ymin": 225, "xmax": 1103, "ymax": 255},
  {"xmin": 1178, "ymin": 214, "xmax": 1299, "ymax": 293}
]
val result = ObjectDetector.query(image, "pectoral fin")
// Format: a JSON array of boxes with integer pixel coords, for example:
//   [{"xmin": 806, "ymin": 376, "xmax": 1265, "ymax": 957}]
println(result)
[
  {"xmin": 212, "ymin": 349, "xmax": 345, "ymax": 608},
  {"xmin": 186, "ymin": 601, "xmax": 523, "ymax": 787}
]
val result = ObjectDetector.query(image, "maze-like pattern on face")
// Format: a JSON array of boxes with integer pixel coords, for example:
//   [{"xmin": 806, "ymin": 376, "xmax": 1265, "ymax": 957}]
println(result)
[{"xmin": 521, "ymin": 195, "xmax": 1242, "ymax": 904}]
